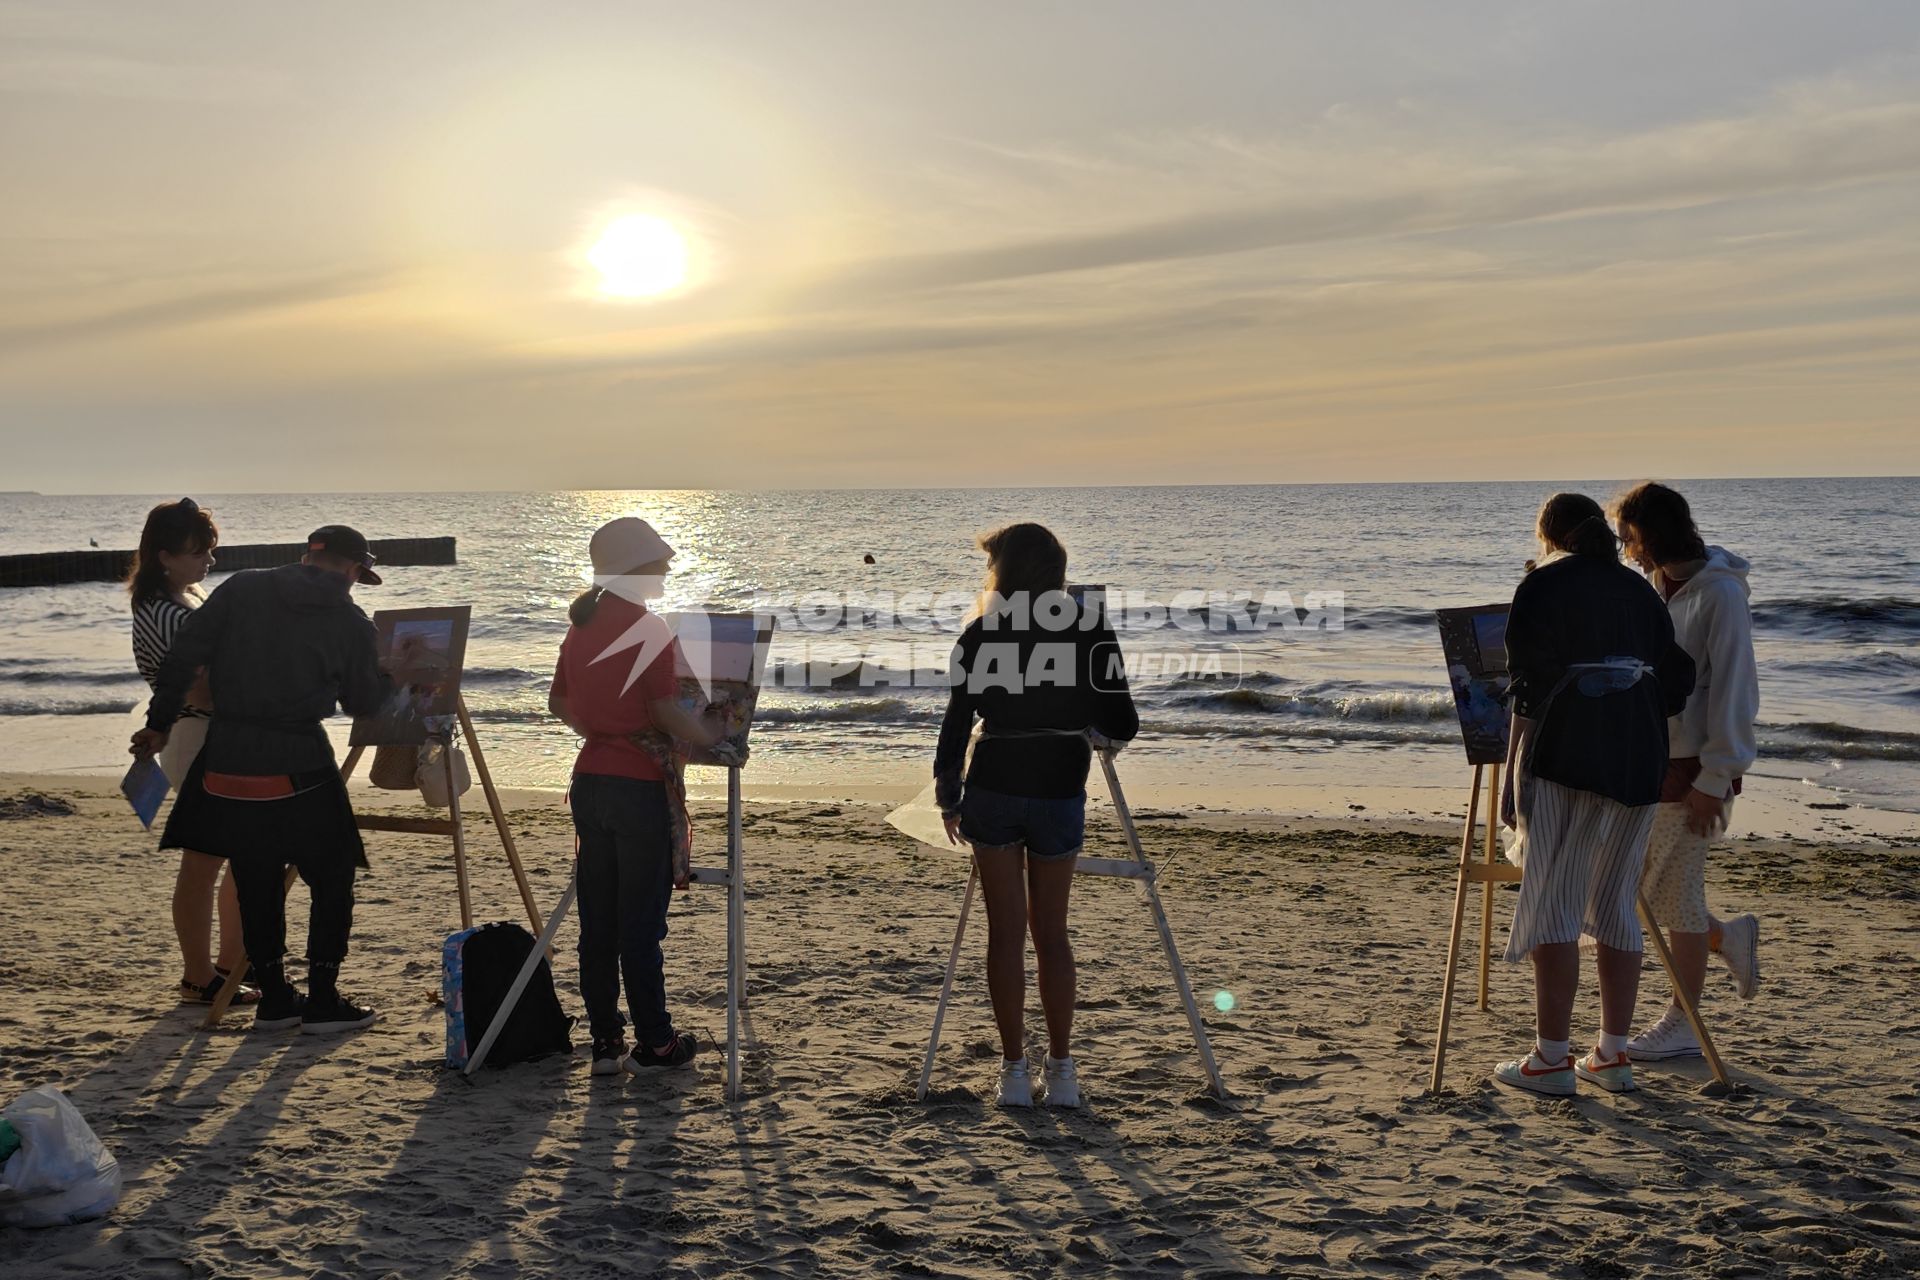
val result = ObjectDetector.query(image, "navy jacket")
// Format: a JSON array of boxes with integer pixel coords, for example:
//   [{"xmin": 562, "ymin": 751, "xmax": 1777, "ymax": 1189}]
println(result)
[{"xmin": 145, "ymin": 565, "xmax": 390, "ymax": 775}]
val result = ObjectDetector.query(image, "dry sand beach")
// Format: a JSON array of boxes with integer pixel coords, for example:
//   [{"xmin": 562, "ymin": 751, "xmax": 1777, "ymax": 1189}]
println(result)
[{"xmin": 2, "ymin": 775, "xmax": 1918, "ymax": 1279}]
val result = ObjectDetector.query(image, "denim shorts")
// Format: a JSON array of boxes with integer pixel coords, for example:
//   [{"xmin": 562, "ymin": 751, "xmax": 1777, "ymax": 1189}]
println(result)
[{"xmin": 958, "ymin": 785, "xmax": 1085, "ymax": 860}]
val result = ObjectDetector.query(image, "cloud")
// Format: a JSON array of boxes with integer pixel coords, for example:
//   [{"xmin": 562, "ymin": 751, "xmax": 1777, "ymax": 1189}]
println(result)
[
  {"xmin": 0, "ymin": 269, "xmax": 391, "ymax": 358},
  {"xmin": 805, "ymin": 89, "xmax": 1920, "ymax": 300},
  {"xmin": 0, "ymin": 49, "xmax": 289, "ymax": 104}
]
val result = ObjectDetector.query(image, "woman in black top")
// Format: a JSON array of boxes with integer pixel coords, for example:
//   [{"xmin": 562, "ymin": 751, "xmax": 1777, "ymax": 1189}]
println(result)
[
  {"xmin": 933, "ymin": 523, "xmax": 1138, "ymax": 1108},
  {"xmin": 1493, "ymin": 493, "xmax": 1693, "ymax": 1098}
]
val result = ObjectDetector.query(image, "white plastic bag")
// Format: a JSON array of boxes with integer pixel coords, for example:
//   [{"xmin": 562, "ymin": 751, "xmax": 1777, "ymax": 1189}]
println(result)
[
  {"xmin": 416, "ymin": 742, "xmax": 472, "ymax": 809},
  {"xmin": 0, "ymin": 1086, "xmax": 123, "ymax": 1228},
  {"xmin": 886, "ymin": 779, "xmax": 961, "ymax": 854}
]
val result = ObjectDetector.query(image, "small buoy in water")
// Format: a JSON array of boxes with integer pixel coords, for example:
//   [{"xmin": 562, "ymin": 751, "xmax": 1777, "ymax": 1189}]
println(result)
[{"xmin": 863, "ymin": 554, "xmax": 875, "ymax": 565}]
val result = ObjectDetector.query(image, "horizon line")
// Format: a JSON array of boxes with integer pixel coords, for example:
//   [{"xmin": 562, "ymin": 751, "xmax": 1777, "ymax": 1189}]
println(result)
[{"xmin": 10, "ymin": 473, "xmax": 1917, "ymax": 499}]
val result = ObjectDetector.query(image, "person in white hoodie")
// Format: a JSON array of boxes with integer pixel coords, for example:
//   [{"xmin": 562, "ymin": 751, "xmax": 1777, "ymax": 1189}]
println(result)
[{"xmin": 1613, "ymin": 482, "xmax": 1762, "ymax": 1063}]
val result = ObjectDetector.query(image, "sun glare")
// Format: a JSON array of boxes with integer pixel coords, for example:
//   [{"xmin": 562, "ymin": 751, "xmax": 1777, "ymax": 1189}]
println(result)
[{"xmin": 587, "ymin": 213, "xmax": 691, "ymax": 299}]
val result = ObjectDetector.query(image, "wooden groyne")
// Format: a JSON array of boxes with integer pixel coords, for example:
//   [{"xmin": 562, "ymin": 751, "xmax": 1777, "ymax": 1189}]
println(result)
[{"xmin": 0, "ymin": 537, "xmax": 457, "ymax": 588}]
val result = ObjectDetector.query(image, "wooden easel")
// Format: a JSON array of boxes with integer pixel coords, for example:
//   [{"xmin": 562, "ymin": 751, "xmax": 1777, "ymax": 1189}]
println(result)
[
  {"xmin": 199, "ymin": 694, "xmax": 543, "ymax": 1029},
  {"xmin": 464, "ymin": 764, "xmax": 749, "ymax": 1099},
  {"xmin": 916, "ymin": 746, "xmax": 1226, "ymax": 1101},
  {"xmin": 1429, "ymin": 763, "xmax": 1732, "ymax": 1091}
]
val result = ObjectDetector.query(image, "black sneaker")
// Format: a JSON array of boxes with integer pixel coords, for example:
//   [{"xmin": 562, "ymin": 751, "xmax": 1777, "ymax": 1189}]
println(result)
[
  {"xmin": 590, "ymin": 1036, "xmax": 628, "ymax": 1076},
  {"xmin": 623, "ymin": 1031, "xmax": 699, "ymax": 1072},
  {"xmin": 301, "ymin": 993, "xmax": 378, "ymax": 1035},
  {"xmin": 253, "ymin": 986, "xmax": 307, "ymax": 1031}
]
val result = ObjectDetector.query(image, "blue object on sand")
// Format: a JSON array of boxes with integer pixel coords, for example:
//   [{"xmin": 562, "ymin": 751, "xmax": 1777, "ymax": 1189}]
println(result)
[{"xmin": 121, "ymin": 757, "xmax": 169, "ymax": 830}]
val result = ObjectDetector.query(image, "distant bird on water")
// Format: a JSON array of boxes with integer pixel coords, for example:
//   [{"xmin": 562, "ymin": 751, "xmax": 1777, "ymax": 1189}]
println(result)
[
  {"xmin": 863, "ymin": 553, "xmax": 875, "ymax": 565},
  {"xmin": 89, "ymin": 538, "xmax": 98, "ymax": 547}
]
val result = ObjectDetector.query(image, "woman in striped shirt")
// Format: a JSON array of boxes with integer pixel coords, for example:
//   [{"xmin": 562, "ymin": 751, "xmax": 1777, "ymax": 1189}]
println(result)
[{"xmin": 129, "ymin": 498, "xmax": 254, "ymax": 1006}]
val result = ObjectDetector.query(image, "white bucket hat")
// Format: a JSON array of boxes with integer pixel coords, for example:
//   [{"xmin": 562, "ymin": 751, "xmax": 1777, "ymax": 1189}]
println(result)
[{"xmin": 589, "ymin": 517, "xmax": 675, "ymax": 578}]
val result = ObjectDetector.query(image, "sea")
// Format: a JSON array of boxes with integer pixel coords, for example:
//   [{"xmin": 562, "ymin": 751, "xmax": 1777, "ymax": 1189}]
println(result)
[{"xmin": 1, "ymin": 481, "xmax": 1915, "ymax": 822}]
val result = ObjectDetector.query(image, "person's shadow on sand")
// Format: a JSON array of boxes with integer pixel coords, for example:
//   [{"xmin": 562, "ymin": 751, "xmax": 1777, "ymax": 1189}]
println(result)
[
  {"xmin": 8, "ymin": 1025, "xmax": 328, "ymax": 1271},
  {"xmin": 345, "ymin": 1055, "xmax": 573, "ymax": 1279}
]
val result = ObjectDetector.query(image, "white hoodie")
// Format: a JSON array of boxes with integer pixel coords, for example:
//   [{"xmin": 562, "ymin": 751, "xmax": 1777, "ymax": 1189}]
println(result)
[{"xmin": 1653, "ymin": 546, "xmax": 1759, "ymax": 799}]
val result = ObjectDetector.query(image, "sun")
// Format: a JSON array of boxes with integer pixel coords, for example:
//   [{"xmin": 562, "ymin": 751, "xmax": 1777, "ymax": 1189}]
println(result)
[{"xmin": 587, "ymin": 213, "xmax": 690, "ymax": 299}]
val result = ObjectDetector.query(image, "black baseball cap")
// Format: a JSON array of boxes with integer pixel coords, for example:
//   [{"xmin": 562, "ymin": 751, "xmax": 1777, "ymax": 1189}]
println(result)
[{"xmin": 306, "ymin": 525, "xmax": 383, "ymax": 585}]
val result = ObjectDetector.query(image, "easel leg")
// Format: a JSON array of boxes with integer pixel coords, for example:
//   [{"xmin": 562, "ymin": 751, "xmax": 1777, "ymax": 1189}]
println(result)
[
  {"xmin": 1430, "ymin": 765, "xmax": 1484, "ymax": 1093},
  {"xmin": 726, "ymin": 767, "xmax": 742, "ymax": 1102},
  {"xmin": 201, "ymin": 864, "xmax": 300, "ymax": 1030},
  {"xmin": 444, "ymin": 736, "xmax": 474, "ymax": 930},
  {"xmin": 730, "ymin": 767, "xmax": 747, "ymax": 1013},
  {"xmin": 465, "ymin": 872, "xmax": 579, "ymax": 1077},
  {"xmin": 1098, "ymin": 751, "xmax": 1226, "ymax": 1099},
  {"xmin": 916, "ymin": 862, "xmax": 978, "ymax": 1102},
  {"xmin": 1637, "ymin": 894, "xmax": 1732, "ymax": 1088},
  {"xmin": 1478, "ymin": 762, "xmax": 1501, "ymax": 1011},
  {"xmin": 458, "ymin": 698, "xmax": 544, "ymax": 939}
]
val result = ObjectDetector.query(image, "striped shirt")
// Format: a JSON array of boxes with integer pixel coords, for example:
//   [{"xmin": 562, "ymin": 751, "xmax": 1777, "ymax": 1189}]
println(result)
[{"xmin": 132, "ymin": 594, "xmax": 210, "ymax": 720}]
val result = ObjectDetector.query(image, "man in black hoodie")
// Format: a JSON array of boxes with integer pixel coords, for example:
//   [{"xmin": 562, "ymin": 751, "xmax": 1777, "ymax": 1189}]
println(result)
[{"xmin": 133, "ymin": 526, "xmax": 391, "ymax": 1034}]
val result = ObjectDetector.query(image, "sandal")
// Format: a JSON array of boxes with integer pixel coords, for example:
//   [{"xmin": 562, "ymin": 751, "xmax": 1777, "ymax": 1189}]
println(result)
[{"xmin": 179, "ymin": 971, "xmax": 262, "ymax": 1006}]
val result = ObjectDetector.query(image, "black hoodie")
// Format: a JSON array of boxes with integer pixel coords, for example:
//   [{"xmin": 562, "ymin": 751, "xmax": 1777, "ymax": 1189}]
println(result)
[{"xmin": 145, "ymin": 564, "xmax": 390, "ymax": 775}]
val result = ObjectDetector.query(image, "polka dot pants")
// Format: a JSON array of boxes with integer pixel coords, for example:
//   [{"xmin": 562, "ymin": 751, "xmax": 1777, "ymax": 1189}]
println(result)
[{"xmin": 1639, "ymin": 799, "xmax": 1734, "ymax": 933}]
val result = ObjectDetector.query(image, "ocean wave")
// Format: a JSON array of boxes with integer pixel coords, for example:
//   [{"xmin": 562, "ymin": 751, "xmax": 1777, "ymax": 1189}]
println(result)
[
  {"xmin": 1771, "ymin": 649, "xmax": 1920, "ymax": 678},
  {"xmin": 463, "ymin": 666, "xmax": 547, "ymax": 686},
  {"xmin": 1751, "ymin": 596, "xmax": 1920, "ymax": 636},
  {"xmin": 1136, "ymin": 717, "xmax": 1461, "ymax": 747},
  {"xmin": 1758, "ymin": 720, "xmax": 1920, "ymax": 763},
  {"xmin": 0, "ymin": 697, "xmax": 137, "ymax": 717},
  {"xmin": 1169, "ymin": 685, "xmax": 1455, "ymax": 723},
  {"xmin": 0, "ymin": 668, "xmax": 145, "ymax": 687},
  {"xmin": 765, "ymin": 660, "xmax": 949, "ymax": 691},
  {"xmin": 1341, "ymin": 608, "xmax": 1440, "ymax": 632},
  {"xmin": 756, "ymin": 699, "xmax": 942, "ymax": 726},
  {"xmin": 1160, "ymin": 669, "xmax": 1291, "ymax": 691}
]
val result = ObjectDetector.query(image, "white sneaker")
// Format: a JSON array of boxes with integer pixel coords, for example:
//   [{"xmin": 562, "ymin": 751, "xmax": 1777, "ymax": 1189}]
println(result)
[
  {"xmin": 1042, "ymin": 1055, "xmax": 1081, "ymax": 1108},
  {"xmin": 1492, "ymin": 1048, "xmax": 1575, "ymax": 1097},
  {"xmin": 1719, "ymin": 913, "xmax": 1760, "ymax": 1000},
  {"xmin": 997, "ymin": 1058, "xmax": 1036, "ymax": 1107},
  {"xmin": 1628, "ymin": 1007, "xmax": 1702, "ymax": 1061}
]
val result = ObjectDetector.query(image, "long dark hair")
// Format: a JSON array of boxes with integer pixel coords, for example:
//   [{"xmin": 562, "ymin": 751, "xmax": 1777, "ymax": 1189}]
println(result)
[
  {"xmin": 569, "ymin": 585, "xmax": 603, "ymax": 628},
  {"xmin": 978, "ymin": 522, "xmax": 1068, "ymax": 605},
  {"xmin": 1613, "ymin": 481, "xmax": 1707, "ymax": 566},
  {"xmin": 1535, "ymin": 492, "xmax": 1617, "ymax": 560},
  {"xmin": 127, "ymin": 498, "xmax": 218, "ymax": 606}
]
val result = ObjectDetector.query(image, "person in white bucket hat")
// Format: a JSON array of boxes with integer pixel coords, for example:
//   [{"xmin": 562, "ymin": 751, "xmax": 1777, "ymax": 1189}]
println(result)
[
  {"xmin": 550, "ymin": 517, "xmax": 729, "ymax": 1079},
  {"xmin": 590, "ymin": 517, "xmax": 675, "ymax": 601}
]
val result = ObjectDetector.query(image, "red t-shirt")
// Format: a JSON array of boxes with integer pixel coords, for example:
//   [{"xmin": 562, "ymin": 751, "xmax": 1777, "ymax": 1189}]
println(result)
[{"xmin": 553, "ymin": 595, "xmax": 683, "ymax": 781}]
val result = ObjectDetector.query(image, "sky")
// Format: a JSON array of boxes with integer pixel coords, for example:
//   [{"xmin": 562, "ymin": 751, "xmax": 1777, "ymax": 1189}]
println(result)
[{"xmin": 2, "ymin": 1, "xmax": 1918, "ymax": 492}]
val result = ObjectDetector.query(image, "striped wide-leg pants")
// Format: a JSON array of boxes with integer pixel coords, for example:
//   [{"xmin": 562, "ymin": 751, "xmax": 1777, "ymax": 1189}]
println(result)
[{"xmin": 1504, "ymin": 777, "xmax": 1657, "ymax": 962}]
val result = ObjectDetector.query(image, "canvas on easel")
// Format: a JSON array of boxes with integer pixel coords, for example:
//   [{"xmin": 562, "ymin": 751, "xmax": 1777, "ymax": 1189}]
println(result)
[
  {"xmin": 1427, "ymin": 603, "xmax": 1731, "ymax": 1092},
  {"xmin": 200, "ymin": 605, "xmax": 545, "ymax": 1031},
  {"xmin": 350, "ymin": 606, "xmax": 471, "ymax": 746}
]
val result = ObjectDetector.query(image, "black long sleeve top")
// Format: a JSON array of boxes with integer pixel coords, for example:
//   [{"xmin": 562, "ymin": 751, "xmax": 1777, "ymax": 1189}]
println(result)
[
  {"xmin": 1505, "ymin": 554, "xmax": 1695, "ymax": 807},
  {"xmin": 933, "ymin": 603, "xmax": 1140, "ymax": 812},
  {"xmin": 145, "ymin": 564, "xmax": 391, "ymax": 775}
]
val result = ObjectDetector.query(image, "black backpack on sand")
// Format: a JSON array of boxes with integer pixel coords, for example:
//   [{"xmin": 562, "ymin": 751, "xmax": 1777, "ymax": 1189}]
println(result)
[{"xmin": 446, "ymin": 922, "xmax": 573, "ymax": 1070}]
